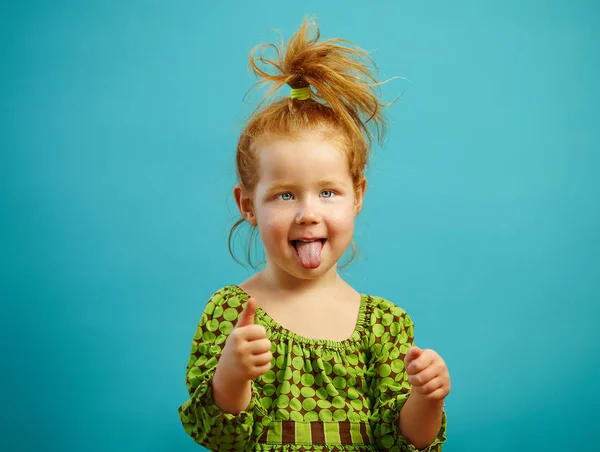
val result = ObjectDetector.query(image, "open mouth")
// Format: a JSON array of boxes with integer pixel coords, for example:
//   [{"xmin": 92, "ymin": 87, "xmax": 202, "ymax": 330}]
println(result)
[
  {"xmin": 290, "ymin": 238, "xmax": 326, "ymax": 248},
  {"xmin": 290, "ymin": 239, "xmax": 326, "ymax": 269}
]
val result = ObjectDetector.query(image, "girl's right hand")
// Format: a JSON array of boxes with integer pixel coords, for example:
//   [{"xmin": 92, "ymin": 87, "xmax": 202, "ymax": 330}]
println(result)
[{"xmin": 216, "ymin": 297, "xmax": 273, "ymax": 383}]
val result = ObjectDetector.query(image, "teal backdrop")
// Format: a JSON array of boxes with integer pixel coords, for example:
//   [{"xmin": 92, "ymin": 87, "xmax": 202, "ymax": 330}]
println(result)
[{"xmin": 1, "ymin": 0, "xmax": 598, "ymax": 451}]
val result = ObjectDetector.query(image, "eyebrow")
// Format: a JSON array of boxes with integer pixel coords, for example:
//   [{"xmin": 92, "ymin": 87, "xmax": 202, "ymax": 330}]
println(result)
[
  {"xmin": 320, "ymin": 180, "xmax": 349, "ymax": 187},
  {"xmin": 265, "ymin": 183, "xmax": 297, "ymax": 192},
  {"xmin": 266, "ymin": 180, "xmax": 349, "ymax": 191}
]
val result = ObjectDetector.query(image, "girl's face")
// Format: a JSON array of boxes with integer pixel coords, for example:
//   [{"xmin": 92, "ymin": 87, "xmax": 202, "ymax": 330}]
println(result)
[{"xmin": 238, "ymin": 130, "xmax": 365, "ymax": 281}]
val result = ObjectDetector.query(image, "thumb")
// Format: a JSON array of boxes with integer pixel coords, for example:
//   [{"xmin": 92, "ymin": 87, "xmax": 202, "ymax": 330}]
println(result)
[
  {"xmin": 235, "ymin": 297, "xmax": 257, "ymax": 328},
  {"xmin": 405, "ymin": 346, "xmax": 422, "ymax": 368}
]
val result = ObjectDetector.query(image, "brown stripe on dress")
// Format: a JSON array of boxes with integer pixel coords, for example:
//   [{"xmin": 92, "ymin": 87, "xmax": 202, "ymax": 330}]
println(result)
[
  {"xmin": 360, "ymin": 422, "xmax": 369, "ymax": 445},
  {"xmin": 311, "ymin": 421, "xmax": 326, "ymax": 444},
  {"xmin": 258, "ymin": 428, "xmax": 268, "ymax": 444},
  {"xmin": 339, "ymin": 421, "xmax": 352, "ymax": 445},
  {"xmin": 281, "ymin": 420, "xmax": 295, "ymax": 444}
]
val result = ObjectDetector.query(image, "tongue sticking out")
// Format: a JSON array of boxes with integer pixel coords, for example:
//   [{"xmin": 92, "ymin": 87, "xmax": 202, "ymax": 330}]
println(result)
[{"xmin": 295, "ymin": 240, "xmax": 323, "ymax": 269}]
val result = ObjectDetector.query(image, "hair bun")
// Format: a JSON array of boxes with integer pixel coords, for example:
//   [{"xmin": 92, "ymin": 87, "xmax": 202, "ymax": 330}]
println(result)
[{"xmin": 247, "ymin": 17, "xmax": 391, "ymax": 147}]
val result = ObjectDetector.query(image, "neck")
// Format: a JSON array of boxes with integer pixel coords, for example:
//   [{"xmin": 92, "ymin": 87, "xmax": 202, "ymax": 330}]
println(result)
[{"xmin": 259, "ymin": 263, "xmax": 342, "ymax": 295}]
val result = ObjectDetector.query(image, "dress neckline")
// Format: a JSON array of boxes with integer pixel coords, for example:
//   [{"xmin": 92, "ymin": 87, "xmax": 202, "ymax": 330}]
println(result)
[{"xmin": 229, "ymin": 285, "xmax": 369, "ymax": 349}]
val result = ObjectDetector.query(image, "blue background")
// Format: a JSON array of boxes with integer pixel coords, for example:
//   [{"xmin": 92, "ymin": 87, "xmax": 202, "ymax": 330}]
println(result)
[{"xmin": 1, "ymin": 0, "xmax": 599, "ymax": 451}]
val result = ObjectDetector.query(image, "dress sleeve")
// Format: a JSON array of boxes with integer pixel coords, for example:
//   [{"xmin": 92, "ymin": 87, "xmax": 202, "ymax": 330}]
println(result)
[
  {"xmin": 177, "ymin": 288, "xmax": 264, "ymax": 451},
  {"xmin": 366, "ymin": 299, "xmax": 447, "ymax": 451}
]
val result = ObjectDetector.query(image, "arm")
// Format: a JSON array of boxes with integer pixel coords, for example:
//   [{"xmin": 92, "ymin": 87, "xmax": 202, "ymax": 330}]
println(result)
[
  {"xmin": 212, "ymin": 297, "xmax": 271, "ymax": 414},
  {"xmin": 212, "ymin": 374, "xmax": 252, "ymax": 415},
  {"xmin": 367, "ymin": 298, "xmax": 447, "ymax": 451},
  {"xmin": 399, "ymin": 346, "xmax": 451, "ymax": 448},
  {"xmin": 399, "ymin": 394, "xmax": 445, "ymax": 448},
  {"xmin": 178, "ymin": 290, "xmax": 270, "ymax": 451}
]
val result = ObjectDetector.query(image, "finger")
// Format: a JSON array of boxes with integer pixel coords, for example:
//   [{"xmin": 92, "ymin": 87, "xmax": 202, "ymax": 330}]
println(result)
[
  {"xmin": 249, "ymin": 361, "xmax": 272, "ymax": 380},
  {"xmin": 235, "ymin": 297, "xmax": 257, "ymax": 328},
  {"xmin": 404, "ymin": 346, "xmax": 422, "ymax": 367},
  {"xmin": 413, "ymin": 384, "xmax": 446, "ymax": 401},
  {"xmin": 406, "ymin": 349, "xmax": 434, "ymax": 374},
  {"xmin": 418, "ymin": 376, "xmax": 444, "ymax": 394},
  {"xmin": 415, "ymin": 378, "xmax": 446, "ymax": 397},
  {"xmin": 252, "ymin": 351, "xmax": 273, "ymax": 367},
  {"xmin": 408, "ymin": 365, "xmax": 439, "ymax": 387},
  {"xmin": 426, "ymin": 385, "xmax": 449, "ymax": 401},
  {"xmin": 236, "ymin": 324, "xmax": 268, "ymax": 341},
  {"xmin": 247, "ymin": 338, "xmax": 272, "ymax": 355}
]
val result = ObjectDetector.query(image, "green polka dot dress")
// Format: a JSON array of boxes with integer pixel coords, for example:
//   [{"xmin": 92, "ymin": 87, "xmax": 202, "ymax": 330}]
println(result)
[{"xmin": 178, "ymin": 286, "xmax": 447, "ymax": 451}]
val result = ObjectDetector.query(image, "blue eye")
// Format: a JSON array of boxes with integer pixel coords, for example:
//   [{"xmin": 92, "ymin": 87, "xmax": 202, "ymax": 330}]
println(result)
[
  {"xmin": 278, "ymin": 192, "xmax": 294, "ymax": 201},
  {"xmin": 321, "ymin": 190, "xmax": 335, "ymax": 198}
]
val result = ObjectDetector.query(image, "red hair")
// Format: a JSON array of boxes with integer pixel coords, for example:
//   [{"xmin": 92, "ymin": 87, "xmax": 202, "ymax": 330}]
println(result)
[{"xmin": 229, "ymin": 18, "xmax": 391, "ymax": 267}]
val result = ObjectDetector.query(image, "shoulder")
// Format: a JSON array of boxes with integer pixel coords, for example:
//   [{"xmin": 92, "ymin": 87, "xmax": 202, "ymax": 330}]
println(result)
[
  {"xmin": 363, "ymin": 294, "xmax": 414, "ymax": 332},
  {"xmin": 364, "ymin": 294, "xmax": 411, "ymax": 319},
  {"xmin": 206, "ymin": 285, "xmax": 248, "ymax": 306},
  {"xmin": 200, "ymin": 285, "xmax": 250, "ymax": 321}
]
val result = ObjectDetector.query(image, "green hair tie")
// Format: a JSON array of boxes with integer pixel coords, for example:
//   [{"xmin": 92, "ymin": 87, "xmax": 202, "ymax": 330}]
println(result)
[{"xmin": 290, "ymin": 86, "xmax": 311, "ymax": 100}]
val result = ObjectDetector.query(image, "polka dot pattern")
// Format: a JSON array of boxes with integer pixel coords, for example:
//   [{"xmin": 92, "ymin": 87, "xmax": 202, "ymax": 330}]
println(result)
[{"xmin": 178, "ymin": 286, "xmax": 447, "ymax": 451}]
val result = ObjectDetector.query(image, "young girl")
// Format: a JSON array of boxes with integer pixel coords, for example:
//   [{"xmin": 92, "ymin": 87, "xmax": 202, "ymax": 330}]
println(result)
[{"xmin": 179, "ymin": 18, "xmax": 450, "ymax": 451}]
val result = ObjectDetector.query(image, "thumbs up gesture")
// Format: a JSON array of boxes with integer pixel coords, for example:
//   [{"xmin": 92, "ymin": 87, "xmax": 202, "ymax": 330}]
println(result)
[
  {"xmin": 404, "ymin": 346, "xmax": 451, "ymax": 401},
  {"xmin": 217, "ymin": 297, "xmax": 273, "ymax": 382}
]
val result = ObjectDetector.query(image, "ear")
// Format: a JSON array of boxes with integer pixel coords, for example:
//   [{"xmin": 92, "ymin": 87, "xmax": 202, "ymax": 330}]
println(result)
[
  {"xmin": 354, "ymin": 177, "xmax": 367, "ymax": 215},
  {"xmin": 233, "ymin": 184, "xmax": 257, "ymax": 226}
]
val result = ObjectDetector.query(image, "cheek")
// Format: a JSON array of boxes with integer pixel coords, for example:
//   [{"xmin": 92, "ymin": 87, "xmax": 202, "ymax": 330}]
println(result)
[
  {"xmin": 328, "ymin": 204, "xmax": 357, "ymax": 234},
  {"xmin": 258, "ymin": 205, "xmax": 291, "ymax": 239}
]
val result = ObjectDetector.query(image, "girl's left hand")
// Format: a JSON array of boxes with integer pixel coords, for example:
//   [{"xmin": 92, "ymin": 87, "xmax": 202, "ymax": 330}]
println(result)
[{"xmin": 405, "ymin": 346, "xmax": 451, "ymax": 401}]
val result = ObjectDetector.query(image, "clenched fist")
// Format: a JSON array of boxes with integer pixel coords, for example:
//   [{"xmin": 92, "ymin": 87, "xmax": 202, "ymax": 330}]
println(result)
[
  {"xmin": 405, "ymin": 346, "xmax": 451, "ymax": 401},
  {"xmin": 217, "ymin": 297, "xmax": 273, "ymax": 383}
]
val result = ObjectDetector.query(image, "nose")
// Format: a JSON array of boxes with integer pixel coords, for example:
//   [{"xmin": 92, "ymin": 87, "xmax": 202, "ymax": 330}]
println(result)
[{"xmin": 295, "ymin": 201, "xmax": 321, "ymax": 225}]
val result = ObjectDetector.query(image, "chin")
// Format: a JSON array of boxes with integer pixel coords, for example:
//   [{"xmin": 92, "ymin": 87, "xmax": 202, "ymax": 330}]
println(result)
[
  {"xmin": 290, "ymin": 257, "xmax": 341, "ymax": 279},
  {"xmin": 295, "ymin": 265, "xmax": 334, "ymax": 277}
]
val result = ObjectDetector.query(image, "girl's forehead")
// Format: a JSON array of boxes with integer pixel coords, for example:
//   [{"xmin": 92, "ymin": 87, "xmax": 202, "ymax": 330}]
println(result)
[
  {"xmin": 255, "ymin": 134, "xmax": 348, "ymax": 169},
  {"xmin": 255, "ymin": 134, "xmax": 349, "ymax": 174}
]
